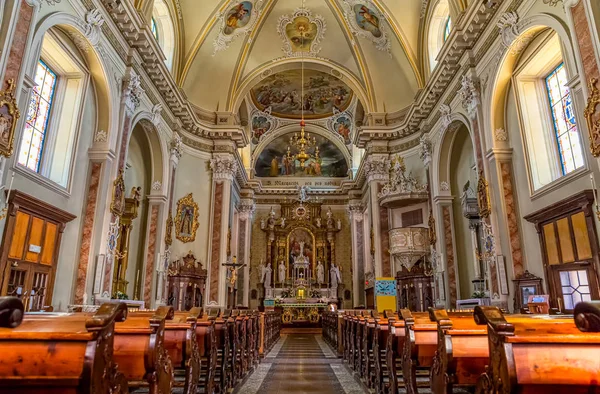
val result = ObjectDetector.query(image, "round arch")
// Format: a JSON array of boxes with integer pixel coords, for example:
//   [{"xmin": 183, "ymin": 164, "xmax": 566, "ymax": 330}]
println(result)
[
  {"xmin": 250, "ymin": 123, "xmax": 352, "ymax": 172},
  {"xmin": 128, "ymin": 111, "xmax": 169, "ymax": 189},
  {"xmin": 230, "ymin": 59, "xmax": 373, "ymax": 115},
  {"xmin": 29, "ymin": 12, "xmax": 118, "ymax": 149},
  {"xmin": 486, "ymin": 14, "xmax": 578, "ymax": 150},
  {"xmin": 433, "ymin": 114, "xmax": 473, "ymax": 195}
]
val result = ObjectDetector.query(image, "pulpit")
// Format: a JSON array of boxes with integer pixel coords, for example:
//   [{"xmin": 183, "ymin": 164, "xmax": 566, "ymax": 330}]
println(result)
[{"xmin": 167, "ymin": 252, "xmax": 207, "ymax": 311}]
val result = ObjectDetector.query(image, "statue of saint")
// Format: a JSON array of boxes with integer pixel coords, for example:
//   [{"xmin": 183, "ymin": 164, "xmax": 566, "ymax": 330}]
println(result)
[
  {"xmin": 316, "ymin": 261, "xmax": 324, "ymax": 285},
  {"xmin": 326, "ymin": 207, "xmax": 334, "ymax": 229},
  {"xmin": 262, "ymin": 263, "xmax": 272, "ymax": 289},
  {"xmin": 278, "ymin": 261, "xmax": 286, "ymax": 284},
  {"xmin": 330, "ymin": 263, "xmax": 340, "ymax": 289}
]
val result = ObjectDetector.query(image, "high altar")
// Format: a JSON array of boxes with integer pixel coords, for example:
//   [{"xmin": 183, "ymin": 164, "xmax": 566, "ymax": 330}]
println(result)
[{"xmin": 258, "ymin": 190, "xmax": 342, "ymax": 324}]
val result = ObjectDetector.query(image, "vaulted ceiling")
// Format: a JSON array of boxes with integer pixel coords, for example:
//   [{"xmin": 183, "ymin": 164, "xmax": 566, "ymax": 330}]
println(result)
[{"xmin": 174, "ymin": 0, "xmax": 425, "ymax": 118}]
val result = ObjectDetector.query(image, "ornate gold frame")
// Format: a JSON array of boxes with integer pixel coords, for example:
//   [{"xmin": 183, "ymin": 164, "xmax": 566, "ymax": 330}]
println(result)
[
  {"xmin": 174, "ymin": 193, "xmax": 199, "ymax": 243},
  {"xmin": 0, "ymin": 79, "xmax": 21, "ymax": 157},
  {"xmin": 164, "ymin": 212, "xmax": 173, "ymax": 246},
  {"xmin": 584, "ymin": 78, "xmax": 600, "ymax": 157},
  {"xmin": 428, "ymin": 211, "xmax": 437, "ymax": 246},
  {"xmin": 477, "ymin": 170, "xmax": 491, "ymax": 218},
  {"xmin": 110, "ymin": 169, "xmax": 126, "ymax": 217}
]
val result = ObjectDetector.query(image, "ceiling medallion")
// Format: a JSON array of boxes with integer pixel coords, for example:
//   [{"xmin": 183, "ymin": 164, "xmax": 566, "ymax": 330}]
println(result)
[
  {"xmin": 250, "ymin": 106, "xmax": 279, "ymax": 146},
  {"xmin": 341, "ymin": 0, "xmax": 391, "ymax": 55},
  {"xmin": 213, "ymin": 0, "xmax": 264, "ymax": 55},
  {"xmin": 277, "ymin": 8, "xmax": 326, "ymax": 58}
]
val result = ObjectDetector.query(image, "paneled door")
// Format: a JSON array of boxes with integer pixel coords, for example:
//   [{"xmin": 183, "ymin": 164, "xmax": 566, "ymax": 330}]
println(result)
[{"xmin": 0, "ymin": 191, "xmax": 75, "ymax": 310}]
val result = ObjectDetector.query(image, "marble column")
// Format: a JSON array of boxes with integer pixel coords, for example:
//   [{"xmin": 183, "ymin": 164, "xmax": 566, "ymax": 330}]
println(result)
[
  {"xmin": 347, "ymin": 202, "xmax": 365, "ymax": 307},
  {"xmin": 363, "ymin": 155, "xmax": 390, "ymax": 278},
  {"xmin": 0, "ymin": 1, "xmax": 36, "ymax": 90},
  {"xmin": 143, "ymin": 195, "xmax": 167, "ymax": 308},
  {"xmin": 208, "ymin": 155, "xmax": 237, "ymax": 307},
  {"xmin": 237, "ymin": 197, "xmax": 255, "ymax": 306},
  {"xmin": 437, "ymin": 199, "xmax": 458, "ymax": 307}
]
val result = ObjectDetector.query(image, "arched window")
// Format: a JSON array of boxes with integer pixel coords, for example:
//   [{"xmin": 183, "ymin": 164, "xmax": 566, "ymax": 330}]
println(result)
[
  {"xmin": 427, "ymin": 0, "xmax": 451, "ymax": 71},
  {"xmin": 513, "ymin": 31, "xmax": 584, "ymax": 191},
  {"xmin": 18, "ymin": 29, "xmax": 89, "ymax": 188},
  {"xmin": 151, "ymin": 0, "xmax": 175, "ymax": 71}
]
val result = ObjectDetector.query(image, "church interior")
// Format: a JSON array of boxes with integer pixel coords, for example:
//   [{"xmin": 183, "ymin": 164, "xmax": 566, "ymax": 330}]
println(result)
[{"xmin": 0, "ymin": 0, "xmax": 600, "ymax": 392}]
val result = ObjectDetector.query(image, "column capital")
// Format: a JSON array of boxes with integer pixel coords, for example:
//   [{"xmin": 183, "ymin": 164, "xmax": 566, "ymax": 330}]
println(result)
[
  {"xmin": 170, "ymin": 133, "xmax": 183, "ymax": 162},
  {"xmin": 210, "ymin": 155, "xmax": 238, "ymax": 181},
  {"xmin": 237, "ymin": 198, "xmax": 256, "ymax": 221},
  {"xmin": 147, "ymin": 194, "xmax": 168, "ymax": 205},
  {"xmin": 122, "ymin": 71, "xmax": 144, "ymax": 116},
  {"xmin": 458, "ymin": 74, "xmax": 481, "ymax": 120},
  {"xmin": 346, "ymin": 201, "xmax": 364, "ymax": 221},
  {"xmin": 419, "ymin": 135, "xmax": 432, "ymax": 167}
]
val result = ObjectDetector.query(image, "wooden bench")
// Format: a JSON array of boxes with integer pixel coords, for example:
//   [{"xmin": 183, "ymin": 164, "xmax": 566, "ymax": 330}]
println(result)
[
  {"xmin": 474, "ymin": 305, "xmax": 600, "ymax": 393},
  {"xmin": 0, "ymin": 301, "xmax": 128, "ymax": 393},
  {"xmin": 128, "ymin": 307, "xmax": 202, "ymax": 394},
  {"xmin": 113, "ymin": 305, "xmax": 174, "ymax": 394}
]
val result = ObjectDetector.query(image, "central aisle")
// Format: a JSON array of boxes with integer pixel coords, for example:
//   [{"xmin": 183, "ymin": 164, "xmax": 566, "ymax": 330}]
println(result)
[{"xmin": 235, "ymin": 333, "xmax": 368, "ymax": 394}]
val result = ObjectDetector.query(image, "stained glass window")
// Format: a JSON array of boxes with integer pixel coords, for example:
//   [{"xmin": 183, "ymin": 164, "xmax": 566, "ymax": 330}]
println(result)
[
  {"xmin": 151, "ymin": 18, "xmax": 159, "ymax": 41},
  {"xmin": 18, "ymin": 60, "xmax": 57, "ymax": 172},
  {"xmin": 444, "ymin": 16, "xmax": 452, "ymax": 42},
  {"xmin": 545, "ymin": 63, "xmax": 584, "ymax": 175}
]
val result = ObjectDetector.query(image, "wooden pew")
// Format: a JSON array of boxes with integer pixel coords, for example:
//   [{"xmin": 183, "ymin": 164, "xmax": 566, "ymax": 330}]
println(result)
[
  {"xmin": 197, "ymin": 311, "xmax": 217, "ymax": 394},
  {"xmin": 0, "ymin": 302, "xmax": 128, "ymax": 393},
  {"xmin": 113, "ymin": 305, "xmax": 174, "ymax": 394},
  {"xmin": 128, "ymin": 307, "xmax": 202, "ymax": 394},
  {"xmin": 474, "ymin": 305, "xmax": 600, "ymax": 394},
  {"xmin": 428, "ymin": 309, "xmax": 488, "ymax": 394},
  {"xmin": 370, "ymin": 310, "xmax": 395, "ymax": 394}
]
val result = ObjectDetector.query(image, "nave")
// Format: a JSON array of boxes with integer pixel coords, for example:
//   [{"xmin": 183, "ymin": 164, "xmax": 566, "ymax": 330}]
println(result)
[{"xmin": 236, "ymin": 332, "xmax": 368, "ymax": 394}]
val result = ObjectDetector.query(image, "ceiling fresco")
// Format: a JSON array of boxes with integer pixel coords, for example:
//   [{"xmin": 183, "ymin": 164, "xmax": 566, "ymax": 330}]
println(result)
[
  {"xmin": 250, "ymin": 69, "xmax": 354, "ymax": 120},
  {"xmin": 254, "ymin": 132, "xmax": 349, "ymax": 178}
]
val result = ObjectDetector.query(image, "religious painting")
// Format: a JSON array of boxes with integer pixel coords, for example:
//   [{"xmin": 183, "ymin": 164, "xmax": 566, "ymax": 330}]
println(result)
[
  {"xmin": 223, "ymin": 2, "xmax": 253, "ymax": 35},
  {"xmin": 287, "ymin": 227, "xmax": 315, "ymax": 273},
  {"xmin": 254, "ymin": 133, "xmax": 349, "ymax": 178},
  {"xmin": 251, "ymin": 114, "xmax": 271, "ymax": 144},
  {"xmin": 333, "ymin": 115, "xmax": 352, "ymax": 145},
  {"xmin": 175, "ymin": 193, "xmax": 200, "ymax": 243},
  {"xmin": 250, "ymin": 69, "xmax": 353, "ymax": 119},
  {"xmin": 354, "ymin": 4, "xmax": 382, "ymax": 38},
  {"xmin": 0, "ymin": 79, "xmax": 20, "ymax": 157}
]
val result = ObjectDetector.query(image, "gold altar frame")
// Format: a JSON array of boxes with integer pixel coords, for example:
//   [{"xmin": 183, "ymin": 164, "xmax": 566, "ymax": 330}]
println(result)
[
  {"xmin": 286, "ymin": 226, "xmax": 317, "ymax": 279},
  {"xmin": 175, "ymin": 193, "xmax": 200, "ymax": 243}
]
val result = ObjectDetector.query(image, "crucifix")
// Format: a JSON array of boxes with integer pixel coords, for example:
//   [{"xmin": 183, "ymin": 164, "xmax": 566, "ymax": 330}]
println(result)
[{"xmin": 222, "ymin": 256, "xmax": 246, "ymax": 292}]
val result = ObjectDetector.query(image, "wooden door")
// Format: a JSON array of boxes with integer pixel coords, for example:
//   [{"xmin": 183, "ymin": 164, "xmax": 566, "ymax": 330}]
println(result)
[{"xmin": 0, "ymin": 191, "xmax": 75, "ymax": 310}]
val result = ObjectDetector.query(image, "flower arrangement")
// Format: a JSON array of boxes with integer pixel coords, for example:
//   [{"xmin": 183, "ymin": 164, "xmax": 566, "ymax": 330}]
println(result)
[{"xmin": 115, "ymin": 291, "xmax": 129, "ymax": 300}]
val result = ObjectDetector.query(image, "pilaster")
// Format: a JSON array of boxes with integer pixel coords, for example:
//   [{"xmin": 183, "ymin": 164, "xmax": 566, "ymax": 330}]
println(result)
[
  {"xmin": 347, "ymin": 201, "xmax": 365, "ymax": 306},
  {"xmin": 237, "ymin": 196, "xmax": 255, "ymax": 307}
]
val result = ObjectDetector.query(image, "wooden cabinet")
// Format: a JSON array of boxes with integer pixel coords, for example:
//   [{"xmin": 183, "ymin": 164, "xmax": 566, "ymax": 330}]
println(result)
[{"xmin": 0, "ymin": 190, "xmax": 75, "ymax": 310}]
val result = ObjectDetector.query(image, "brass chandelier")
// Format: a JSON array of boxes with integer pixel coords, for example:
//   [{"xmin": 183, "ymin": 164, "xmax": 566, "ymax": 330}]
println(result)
[{"xmin": 286, "ymin": 0, "xmax": 319, "ymax": 170}]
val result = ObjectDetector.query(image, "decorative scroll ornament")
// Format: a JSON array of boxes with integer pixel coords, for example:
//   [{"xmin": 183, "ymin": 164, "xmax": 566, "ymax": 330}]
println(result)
[
  {"xmin": 439, "ymin": 104, "xmax": 452, "ymax": 131},
  {"xmin": 110, "ymin": 169, "xmax": 126, "ymax": 217},
  {"xmin": 210, "ymin": 156, "xmax": 238, "ymax": 180},
  {"xmin": 497, "ymin": 11, "xmax": 519, "ymax": 48},
  {"xmin": 458, "ymin": 75, "xmax": 480, "ymax": 119},
  {"xmin": 174, "ymin": 193, "xmax": 200, "ymax": 243},
  {"xmin": 341, "ymin": 0, "xmax": 391, "ymax": 55},
  {"xmin": 213, "ymin": 0, "xmax": 264, "ymax": 55},
  {"xmin": 277, "ymin": 8, "xmax": 326, "ymax": 58},
  {"xmin": 151, "ymin": 103, "xmax": 163, "ymax": 126},
  {"xmin": 122, "ymin": 72, "xmax": 143, "ymax": 115},
  {"xmin": 419, "ymin": 135, "xmax": 432, "ymax": 167},
  {"xmin": 363, "ymin": 155, "xmax": 390, "ymax": 183},
  {"xmin": 584, "ymin": 78, "xmax": 600, "ymax": 157},
  {"xmin": 0, "ymin": 79, "xmax": 21, "ymax": 157},
  {"xmin": 542, "ymin": 0, "xmax": 562, "ymax": 6},
  {"xmin": 477, "ymin": 170, "xmax": 491, "ymax": 218},
  {"xmin": 170, "ymin": 133, "xmax": 183, "ymax": 159},
  {"xmin": 389, "ymin": 227, "xmax": 429, "ymax": 271},
  {"xmin": 250, "ymin": 107, "xmax": 278, "ymax": 146},
  {"xmin": 378, "ymin": 155, "xmax": 428, "ymax": 198}
]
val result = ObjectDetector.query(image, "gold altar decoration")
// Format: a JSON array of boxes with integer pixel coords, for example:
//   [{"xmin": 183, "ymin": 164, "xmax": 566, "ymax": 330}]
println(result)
[
  {"xmin": 584, "ymin": 78, "xmax": 600, "ymax": 157},
  {"xmin": 110, "ymin": 169, "xmax": 126, "ymax": 217},
  {"xmin": 428, "ymin": 211, "xmax": 436, "ymax": 246},
  {"xmin": 0, "ymin": 79, "xmax": 20, "ymax": 157},
  {"xmin": 112, "ymin": 193, "xmax": 141, "ymax": 297},
  {"xmin": 286, "ymin": 226, "xmax": 316, "ymax": 276},
  {"xmin": 175, "ymin": 193, "xmax": 200, "ymax": 243},
  {"xmin": 477, "ymin": 170, "xmax": 491, "ymax": 218},
  {"xmin": 165, "ymin": 212, "xmax": 173, "ymax": 246},
  {"xmin": 280, "ymin": 305, "xmax": 322, "ymax": 324}
]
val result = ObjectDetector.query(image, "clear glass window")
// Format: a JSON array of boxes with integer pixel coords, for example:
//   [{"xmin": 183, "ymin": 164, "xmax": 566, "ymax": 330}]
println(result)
[
  {"xmin": 19, "ymin": 60, "xmax": 57, "ymax": 172},
  {"xmin": 545, "ymin": 63, "xmax": 584, "ymax": 175},
  {"xmin": 559, "ymin": 269, "xmax": 592, "ymax": 310}
]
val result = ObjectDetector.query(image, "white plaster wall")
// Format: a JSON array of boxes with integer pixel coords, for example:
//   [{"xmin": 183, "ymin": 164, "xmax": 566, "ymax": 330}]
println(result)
[{"xmin": 171, "ymin": 152, "xmax": 212, "ymax": 266}]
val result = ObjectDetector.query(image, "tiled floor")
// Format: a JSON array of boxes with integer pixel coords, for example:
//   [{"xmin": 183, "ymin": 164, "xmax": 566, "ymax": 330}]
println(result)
[{"xmin": 235, "ymin": 333, "xmax": 368, "ymax": 394}]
